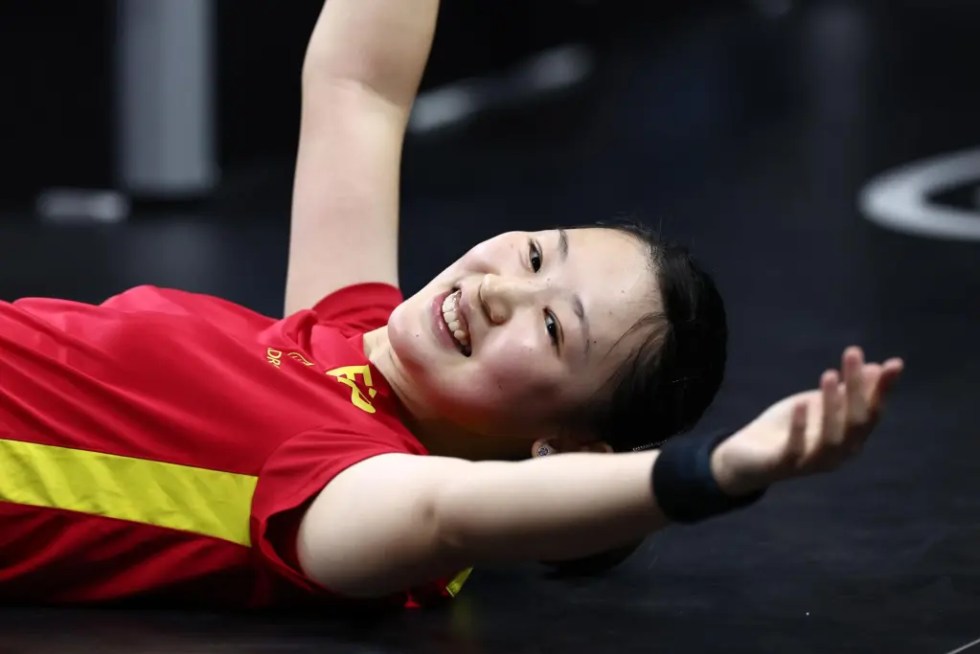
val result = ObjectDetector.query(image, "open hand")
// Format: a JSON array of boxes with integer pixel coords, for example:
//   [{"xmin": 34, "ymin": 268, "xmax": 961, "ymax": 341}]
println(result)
[{"xmin": 712, "ymin": 347, "xmax": 905, "ymax": 496}]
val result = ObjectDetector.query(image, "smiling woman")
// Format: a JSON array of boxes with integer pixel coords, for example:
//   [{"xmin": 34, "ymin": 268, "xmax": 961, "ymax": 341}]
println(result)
[
  {"xmin": 375, "ymin": 227, "xmax": 656, "ymax": 445},
  {"xmin": 0, "ymin": 0, "xmax": 903, "ymax": 610},
  {"xmin": 368, "ymin": 223, "xmax": 726, "ymax": 459}
]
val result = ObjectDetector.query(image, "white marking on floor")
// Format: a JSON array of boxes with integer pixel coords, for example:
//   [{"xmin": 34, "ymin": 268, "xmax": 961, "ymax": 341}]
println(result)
[
  {"xmin": 858, "ymin": 147, "xmax": 980, "ymax": 241},
  {"xmin": 943, "ymin": 635, "xmax": 980, "ymax": 654}
]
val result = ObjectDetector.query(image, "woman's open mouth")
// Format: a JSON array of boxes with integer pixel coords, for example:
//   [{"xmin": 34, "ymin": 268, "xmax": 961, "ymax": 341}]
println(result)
[{"xmin": 440, "ymin": 289, "xmax": 471, "ymax": 356}]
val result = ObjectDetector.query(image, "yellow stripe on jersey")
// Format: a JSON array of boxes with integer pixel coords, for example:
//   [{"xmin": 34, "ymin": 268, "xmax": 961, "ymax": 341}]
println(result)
[{"xmin": 0, "ymin": 438, "xmax": 257, "ymax": 546}]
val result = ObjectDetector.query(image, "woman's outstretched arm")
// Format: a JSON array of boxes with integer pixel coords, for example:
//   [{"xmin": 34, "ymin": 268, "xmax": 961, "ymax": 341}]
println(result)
[
  {"xmin": 284, "ymin": 0, "xmax": 440, "ymax": 315},
  {"xmin": 297, "ymin": 450, "xmax": 665, "ymax": 598},
  {"xmin": 297, "ymin": 348, "xmax": 904, "ymax": 598}
]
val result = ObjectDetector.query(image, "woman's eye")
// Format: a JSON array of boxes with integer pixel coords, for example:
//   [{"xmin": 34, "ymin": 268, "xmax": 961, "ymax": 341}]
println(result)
[
  {"xmin": 544, "ymin": 311, "xmax": 560, "ymax": 348},
  {"xmin": 529, "ymin": 241, "xmax": 543, "ymax": 273}
]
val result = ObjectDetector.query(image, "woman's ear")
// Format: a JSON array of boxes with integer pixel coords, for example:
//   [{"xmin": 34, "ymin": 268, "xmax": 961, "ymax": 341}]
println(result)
[{"xmin": 531, "ymin": 438, "xmax": 560, "ymax": 458}]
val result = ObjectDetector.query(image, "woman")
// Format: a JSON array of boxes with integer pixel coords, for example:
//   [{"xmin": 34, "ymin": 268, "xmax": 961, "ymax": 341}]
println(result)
[{"xmin": 0, "ymin": 0, "xmax": 902, "ymax": 609}]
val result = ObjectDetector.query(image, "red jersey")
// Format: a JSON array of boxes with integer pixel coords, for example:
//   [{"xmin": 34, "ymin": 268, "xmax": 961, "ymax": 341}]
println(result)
[{"xmin": 0, "ymin": 283, "xmax": 469, "ymax": 608}]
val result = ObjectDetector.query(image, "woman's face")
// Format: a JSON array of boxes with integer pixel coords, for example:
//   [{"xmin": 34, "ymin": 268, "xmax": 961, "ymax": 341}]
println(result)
[{"xmin": 384, "ymin": 228, "xmax": 660, "ymax": 439}]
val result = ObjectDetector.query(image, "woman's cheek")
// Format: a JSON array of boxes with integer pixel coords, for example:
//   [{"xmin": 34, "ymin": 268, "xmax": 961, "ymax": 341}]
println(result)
[{"xmin": 477, "ymin": 341, "xmax": 558, "ymax": 403}]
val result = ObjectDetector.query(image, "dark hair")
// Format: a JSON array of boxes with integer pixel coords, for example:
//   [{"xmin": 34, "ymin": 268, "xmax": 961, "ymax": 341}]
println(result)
[
  {"xmin": 542, "ymin": 222, "xmax": 727, "ymax": 577},
  {"xmin": 579, "ymin": 220, "xmax": 728, "ymax": 452}
]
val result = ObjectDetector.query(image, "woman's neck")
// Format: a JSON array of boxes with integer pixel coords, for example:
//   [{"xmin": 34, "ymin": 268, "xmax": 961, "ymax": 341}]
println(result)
[{"xmin": 401, "ymin": 417, "xmax": 529, "ymax": 461}]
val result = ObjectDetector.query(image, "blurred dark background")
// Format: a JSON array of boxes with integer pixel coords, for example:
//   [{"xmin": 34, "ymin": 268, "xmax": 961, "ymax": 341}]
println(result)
[
  {"xmin": 1, "ymin": 1, "xmax": 979, "ymax": 653},
  {"xmin": 0, "ymin": 0, "xmax": 714, "ymax": 208}
]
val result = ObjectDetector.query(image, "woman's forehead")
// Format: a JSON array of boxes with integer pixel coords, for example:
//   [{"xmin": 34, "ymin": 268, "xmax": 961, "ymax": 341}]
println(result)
[
  {"xmin": 532, "ymin": 227, "xmax": 648, "ymax": 264},
  {"xmin": 562, "ymin": 228, "xmax": 657, "ymax": 299},
  {"xmin": 559, "ymin": 228, "xmax": 660, "ymax": 356}
]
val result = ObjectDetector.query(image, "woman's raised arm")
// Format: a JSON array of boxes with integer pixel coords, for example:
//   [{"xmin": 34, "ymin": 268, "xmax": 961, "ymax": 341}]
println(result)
[{"xmin": 284, "ymin": 0, "xmax": 440, "ymax": 315}]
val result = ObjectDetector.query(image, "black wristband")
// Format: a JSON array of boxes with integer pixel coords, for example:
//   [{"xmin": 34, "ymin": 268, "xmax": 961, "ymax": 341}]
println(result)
[{"xmin": 652, "ymin": 429, "xmax": 766, "ymax": 524}]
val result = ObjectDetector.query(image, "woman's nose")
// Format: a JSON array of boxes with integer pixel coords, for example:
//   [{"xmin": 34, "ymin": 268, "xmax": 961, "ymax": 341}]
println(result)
[{"xmin": 479, "ymin": 274, "xmax": 540, "ymax": 324}]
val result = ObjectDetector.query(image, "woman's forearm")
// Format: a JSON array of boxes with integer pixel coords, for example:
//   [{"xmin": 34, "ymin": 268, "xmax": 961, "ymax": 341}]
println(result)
[
  {"xmin": 435, "ymin": 451, "xmax": 667, "ymax": 564},
  {"xmin": 303, "ymin": 0, "xmax": 440, "ymax": 109}
]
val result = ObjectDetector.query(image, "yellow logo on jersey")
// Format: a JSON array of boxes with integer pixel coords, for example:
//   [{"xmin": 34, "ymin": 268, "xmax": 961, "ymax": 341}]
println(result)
[
  {"xmin": 326, "ymin": 365, "xmax": 378, "ymax": 414},
  {"xmin": 266, "ymin": 349, "xmax": 378, "ymax": 414}
]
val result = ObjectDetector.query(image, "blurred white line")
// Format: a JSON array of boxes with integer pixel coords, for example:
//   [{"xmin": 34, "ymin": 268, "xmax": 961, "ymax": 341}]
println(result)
[
  {"xmin": 36, "ymin": 188, "xmax": 130, "ymax": 224},
  {"xmin": 858, "ymin": 147, "xmax": 980, "ymax": 241},
  {"xmin": 943, "ymin": 636, "xmax": 980, "ymax": 654},
  {"xmin": 409, "ymin": 44, "xmax": 594, "ymax": 135}
]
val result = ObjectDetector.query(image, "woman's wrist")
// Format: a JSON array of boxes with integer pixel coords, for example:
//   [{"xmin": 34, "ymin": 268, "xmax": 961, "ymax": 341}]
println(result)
[
  {"xmin": 709, "ymin": 434, "xmax": 769, "ymax": 497},
  {"xmin": 652, "ymin": 430, "xmax": 767, "ymax": 524}
]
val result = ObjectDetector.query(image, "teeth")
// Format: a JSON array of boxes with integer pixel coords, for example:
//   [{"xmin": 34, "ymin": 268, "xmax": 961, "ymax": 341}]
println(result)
[{"xmin": 441, "ymin": 290, "xmax": 471, "ymax": 353}]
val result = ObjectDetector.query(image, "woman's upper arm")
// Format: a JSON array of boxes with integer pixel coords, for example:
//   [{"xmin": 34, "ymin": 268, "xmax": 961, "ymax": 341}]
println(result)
[
  {"xmin": 283, "ymin": 80, "xmax": 408, "ymax": 316},
  {"xmin": 296, "ymin": 452, "xmax": 472, "ymax": 599}
]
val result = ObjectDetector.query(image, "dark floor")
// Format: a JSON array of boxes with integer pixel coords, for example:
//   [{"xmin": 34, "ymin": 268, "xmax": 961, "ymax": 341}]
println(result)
[{"xmin": 2, "ymin": 0, "xmax": 979, "ymax": 652}]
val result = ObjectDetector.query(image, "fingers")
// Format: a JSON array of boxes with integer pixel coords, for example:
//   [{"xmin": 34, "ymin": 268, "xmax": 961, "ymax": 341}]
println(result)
[
  {"xmin": 783, "ymin": 348, "xmax": 904, "ymax": 479},
  {"xmin": 870, "ymin": 357, "xmax": 904, "ymax": 413},
  {"xmin": 785, "ymin": 399, "xmax": 808, "ymax": 467},
  {"xmin": 843, "ymin": 347, "xmax": 868, "ymax": 424},
  {"xmin": 819, "ymin": 347, "xmax": 891, "ymax": 463},
  {"xmin": 861, "ymin": 362, "xmax": 882, "ymax": 385},
  {"xmin": 883, "ymin": 358, "xmax": 905, "ymax": 371},
  {"xmin": 832, "ymin": 348, "xmax": 903, "ymax": 459},
  {"xmin": 820, "ymin": 369, "xmax": 844, "ymax": 446},
  {"xmin": 841, "ymin": 347, "xmax": 904, "ymax": 423}
]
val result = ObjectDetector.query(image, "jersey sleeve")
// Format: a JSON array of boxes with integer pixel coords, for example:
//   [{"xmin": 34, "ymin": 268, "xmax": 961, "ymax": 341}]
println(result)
[
  {"xmin": 309, "ymin": 283, "xmax": 403, "ymax": 338},
  {"xmin": 249, "ymin": 424, "xmax": 426, "ymax": 604}
]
